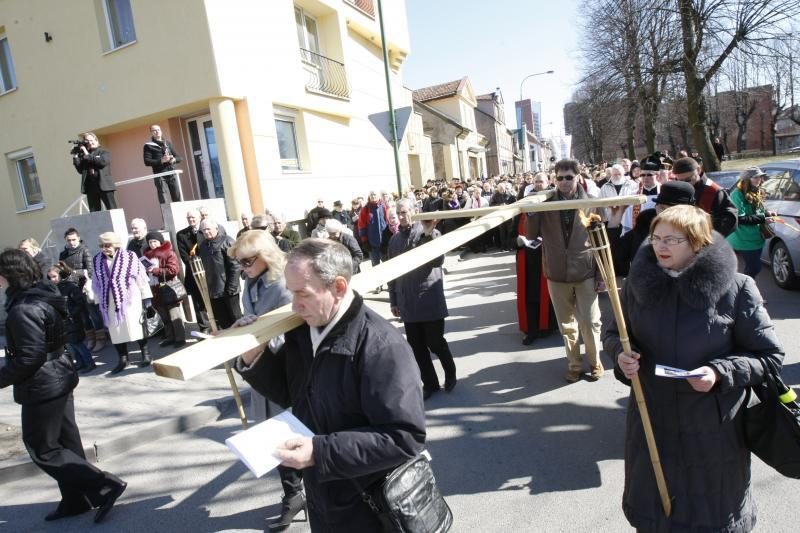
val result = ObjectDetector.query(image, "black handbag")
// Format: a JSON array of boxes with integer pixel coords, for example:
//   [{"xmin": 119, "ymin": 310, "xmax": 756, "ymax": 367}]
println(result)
[
  {"xmin": 157, "ymin": 277, "xmax": 187, "ymax": 306},
  {"xmin": 744, "ymin": 357, "xmax": 800, "ymax": 478},
  {"xmin": 141, "ymin": 306, "xmax": 164, "ymax": 338},
  {"xmin": 361, "ymin": 453, "xmax": 453, "ymax": 533}
]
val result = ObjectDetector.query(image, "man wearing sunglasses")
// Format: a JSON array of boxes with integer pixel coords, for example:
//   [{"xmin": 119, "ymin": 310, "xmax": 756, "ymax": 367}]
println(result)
[{"xmin": 526, "ymin": 159, "xmax": 603, "ymax": 383}]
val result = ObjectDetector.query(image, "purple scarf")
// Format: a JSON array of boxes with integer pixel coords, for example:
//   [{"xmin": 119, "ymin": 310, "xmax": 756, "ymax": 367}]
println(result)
[{"xmin": 93, "ymin": 249, "xmax": 141, "ymax": 325}]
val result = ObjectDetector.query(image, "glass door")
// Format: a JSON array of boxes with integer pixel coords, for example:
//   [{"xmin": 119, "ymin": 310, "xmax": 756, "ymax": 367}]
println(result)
[{"xmin": 186, "ymin": 115, "xmax": 224, "ymax": 199}]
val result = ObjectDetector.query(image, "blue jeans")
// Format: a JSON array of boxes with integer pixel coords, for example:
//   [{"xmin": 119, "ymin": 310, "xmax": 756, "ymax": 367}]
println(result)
[
  {"xmin": 370, "ymin": 247, "xmax": 382, "ymax": 267},
  {"xmin": 738, "ymin": 249, "xmax": 762, "ymax": 278},
  {"xmin": 68, "ymin": 342, "xmax": 94, "ymax": 368}
]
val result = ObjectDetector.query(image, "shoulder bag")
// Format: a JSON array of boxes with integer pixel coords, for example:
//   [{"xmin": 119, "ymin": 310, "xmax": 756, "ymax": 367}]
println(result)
[
  {"xmin": 744, "ymin": 357, "xmax": 800, "ymax": 478},
  {"xmin": 156, "ymin": 274, "xmax": 187, "ymax": 307}
]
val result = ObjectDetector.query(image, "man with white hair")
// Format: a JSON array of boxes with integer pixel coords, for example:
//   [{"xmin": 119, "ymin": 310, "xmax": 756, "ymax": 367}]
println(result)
[
  {"xmin": 176, "ymin": 209, "xmax": 208, "ymax": 329},
  {"xmin": 237, "ymin": 211, "xmax": 253, "ymax": 238},
  {"xmin": 126, "ymin": 218, "xmax": 148, "ymax": 258},
  {"xmin": 599, "ymin": 164, "xmax": 638, "ymax": 274},
  {"xmin": 324, "ymin": 219, "xmax": 363, "ymax": 273},
  {"xmin": 197, "ymin": 219, "xmax": 241, "ymax": 329}
]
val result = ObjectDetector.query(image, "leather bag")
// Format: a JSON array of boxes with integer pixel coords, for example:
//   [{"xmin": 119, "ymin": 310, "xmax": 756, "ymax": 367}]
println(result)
[
  {"xmin": 156, "ymin": 277, "xmax": 187, "ymax": 306},
  {"xmin": 744, "ymin": 357, "xmax": 800, "ymax": 478},
  {"xmin": 363, "ymin": 453, "xmax": 453, "ymax": 533}
]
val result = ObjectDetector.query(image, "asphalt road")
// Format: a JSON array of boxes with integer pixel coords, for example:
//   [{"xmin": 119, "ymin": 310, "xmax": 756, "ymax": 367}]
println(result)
[{"xmin": 1, "ymin": 251, "xmax": 798, "ymax": 532}]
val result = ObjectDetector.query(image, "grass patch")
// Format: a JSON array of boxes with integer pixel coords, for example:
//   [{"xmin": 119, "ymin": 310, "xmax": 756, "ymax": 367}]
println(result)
[{"xmin": 722, "ymin": 154, "xmax": 800, "ymax": 170}]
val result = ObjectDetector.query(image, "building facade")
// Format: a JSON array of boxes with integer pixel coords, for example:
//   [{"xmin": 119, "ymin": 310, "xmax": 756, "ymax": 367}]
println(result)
[
  {"xmin": 0, "ymin": 0, "xmax": 414, "ymax": 246},
  {"xmin": 475, "ymin": 90, "xmax": 515, "ymax": 176},
  {"xmin": 412, "ymin": 77, "xmax": 488, "ymax": 181}
]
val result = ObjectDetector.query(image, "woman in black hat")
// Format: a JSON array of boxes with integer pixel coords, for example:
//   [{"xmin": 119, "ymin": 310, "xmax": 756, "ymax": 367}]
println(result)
[{"xmin": 143, "ymin": 231, "xmax": 186, "ymax": 348}]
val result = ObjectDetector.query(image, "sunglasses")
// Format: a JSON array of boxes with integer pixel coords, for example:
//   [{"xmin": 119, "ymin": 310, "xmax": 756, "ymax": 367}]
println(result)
[
  {"xmin": 236, "ymin": 255, "xmax": 259, "ymax": 268},
  {"xmin": 640, "ymin": 172, "xmax": 657, "ymax": 177},
  {"xmin": 556, "ymin": 175, "xmax": 575, "ymax": 182}
]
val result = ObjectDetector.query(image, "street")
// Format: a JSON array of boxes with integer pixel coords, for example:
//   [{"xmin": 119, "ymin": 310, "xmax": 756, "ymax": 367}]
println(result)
[{"xmin": 1, "ymin": 250, "xmax": 798, "ymax": 532}]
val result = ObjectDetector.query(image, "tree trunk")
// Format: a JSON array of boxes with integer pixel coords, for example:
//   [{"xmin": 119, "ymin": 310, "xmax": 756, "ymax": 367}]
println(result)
[
  {"xmin": 643, "ymin": 98, "xmax": 657, "ymax": 154},
  {"xmin": 685, "ymin": 76, "xmax": 720, "ymax": 170}
]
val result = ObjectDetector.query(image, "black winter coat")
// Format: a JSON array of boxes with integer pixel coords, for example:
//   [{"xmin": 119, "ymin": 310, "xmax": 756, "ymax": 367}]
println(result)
[
  {"xmin": 73, "ymin": 146, "xmax": 114, "ymax": 192},
  {"xmin": 59, "ymin": 243, "xmax": 93, "ymax": 282},
  {"xmin": 603, "ymin": 234, "xmax": 784, "ymax": 532},
  {"xmin": 238, "ymin": 293, "xmax": 426, "ymax": 532},
  {"xmin": 0, "ymin": 283, "xmax": 78, "ymax": 405},
  {"xmin": 56, "ymin": 279, "xmax": 86, "ymax": 343},
  {"xmin": 334, "ymin": 232, "xmax": 363, "ymax": 274},
  {"xmin": 143, "ymin": 138, "xmax": 182, "ymax": 175},
  {"xmin": 388, "ymin": 224, "xmax": 448, "ymax": 323},
  {"xmin": 198, "ymin": 234, "xmax": 240, "ymax": 299}
]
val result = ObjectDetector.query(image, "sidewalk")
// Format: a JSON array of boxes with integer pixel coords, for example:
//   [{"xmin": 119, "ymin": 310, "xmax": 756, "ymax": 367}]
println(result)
[{"xmin": 0, "ymin": 330, "xmax": 245, "ymax": 483}]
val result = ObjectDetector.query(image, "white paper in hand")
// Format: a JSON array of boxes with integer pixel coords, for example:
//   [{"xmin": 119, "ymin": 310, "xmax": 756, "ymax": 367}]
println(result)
[
  {"xmin": 655, "ymin": 364, "xmax": 707, "ymax": 379},
  {"xmin": 225, "ymin": 410, "xmax": 314, "ymax": 478}
]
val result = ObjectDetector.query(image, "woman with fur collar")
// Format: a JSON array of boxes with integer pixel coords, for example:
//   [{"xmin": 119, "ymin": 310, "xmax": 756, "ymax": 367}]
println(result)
[
  {"xmin": 143, "ymin": 232, "xmax": 186, "ymax": 349},
  {"xmin": 603, "ymin": 205, "xmax": 784, "ymax": 532}
]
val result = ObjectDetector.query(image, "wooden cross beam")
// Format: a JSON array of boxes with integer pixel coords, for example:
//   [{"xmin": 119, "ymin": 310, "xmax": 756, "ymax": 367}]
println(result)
[{"xmin": 153, "ymin": 193, "xmax": 646, "ymax": 381}]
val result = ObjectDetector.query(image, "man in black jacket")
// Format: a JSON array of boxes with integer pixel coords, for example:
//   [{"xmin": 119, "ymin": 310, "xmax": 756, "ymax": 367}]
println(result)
[
  {"xmin": 175, "ymin": 209, "xmax": 208, "ymax": 329},
  {"xmin": 198, "ymin": 219, "xmax": 241, "ymax": 329},
  {"xmin": 126, "ymin": 218, "xmax": 148, "ymax": 258},
  {"xmin": 672, "ymin": 157, "xmax": 737, "ymax": 236},
  {"xmin": 72, "ymin": 132, "xmax": 116, "ymax": 212},
  {"xmin": 236, "ymin": 239, "xmax": 425, "ymax": 531},
  {"xmin": 143, "ymin": 125, "xmax": 183, "ymax": 204}
]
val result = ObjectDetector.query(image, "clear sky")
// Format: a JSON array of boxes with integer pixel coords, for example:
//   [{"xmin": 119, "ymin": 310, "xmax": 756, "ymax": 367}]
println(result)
[{"xmin": 402, "ymin": 0, "xmax": 582, "ymax": 138}]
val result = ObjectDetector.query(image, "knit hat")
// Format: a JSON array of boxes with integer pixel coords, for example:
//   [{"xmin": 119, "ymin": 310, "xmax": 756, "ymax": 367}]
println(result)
[
  {"xmin": 740, "ymin": 167, "xmax": 767, "ymax": 181},
  {"xmin": 654, "ymin": 181, "xmax": 695, "ymax": 206},
  {"xmin": 145, "ymin": 231, "xmax": 164, "ymax": 244},
  {"xmin": 672, "ymin": 157, "xmax": 698, "ymax": 175}
]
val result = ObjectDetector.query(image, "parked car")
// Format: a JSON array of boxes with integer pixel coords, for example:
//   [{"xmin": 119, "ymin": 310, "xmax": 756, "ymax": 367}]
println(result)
[
  {"xmin": 706, "ymin": 170, "xmax": 740, "ymax": 191},
  {"xmin": 758, "ymin": 159, "xmax": 800, "ymax": 289}
]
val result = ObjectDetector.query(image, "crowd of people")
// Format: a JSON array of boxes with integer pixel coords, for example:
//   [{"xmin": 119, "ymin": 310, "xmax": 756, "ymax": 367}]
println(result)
[{"xmin": 0, "ymin": 147, "xmax": 789, "ymax": 531}]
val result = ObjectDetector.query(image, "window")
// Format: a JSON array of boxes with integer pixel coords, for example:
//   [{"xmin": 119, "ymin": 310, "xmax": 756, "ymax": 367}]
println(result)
[
  {"xmin": 8, "ymin": 149, "xmax": 44, "ymax": 210},
  {"xmin": 294, "ymin": 7, "xmax": 320, "ymax": 56},
  {"xmin": 0, "ymin": 31, "xmax": 17, "ymax": 93},
  {"xmin": 103, "ymin": 0, "xmax": 136, "ymax": 49},
  {"xmin": 275, "ymin": 117, "xmax": 301, "ymax": 171}
]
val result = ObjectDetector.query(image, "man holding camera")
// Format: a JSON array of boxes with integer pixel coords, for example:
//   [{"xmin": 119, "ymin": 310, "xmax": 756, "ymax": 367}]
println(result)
[
  {"xmin": 72, "ymin": 132, "xmax": 117, "ymax": 212},
  {"xmin": 143, "ymin": 124, "xmax": 183, "ymax": 204}
]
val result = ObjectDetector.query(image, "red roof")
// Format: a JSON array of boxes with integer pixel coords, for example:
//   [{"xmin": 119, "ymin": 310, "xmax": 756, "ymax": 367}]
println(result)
[{"xmin": 412, "ymin": 77, "xmax": 467, "ymax": 102}]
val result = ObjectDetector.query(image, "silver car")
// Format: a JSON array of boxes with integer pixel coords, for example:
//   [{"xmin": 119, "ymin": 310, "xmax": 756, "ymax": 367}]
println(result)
[{"xmin": 759, "ymin": 159, "xmax": 800, "ymax": 289}]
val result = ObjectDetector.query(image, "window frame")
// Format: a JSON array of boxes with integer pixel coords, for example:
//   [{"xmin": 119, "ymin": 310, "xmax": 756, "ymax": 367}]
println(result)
[
  {"xmin": 102, "ymin": 0, "xmax": 137, "ymax": 51},
  {"xmin": 294, "ymin": 6, "xmax": 321, "ymax": 56},
  {"xmin": 275, "ymin": 113, "xmax": 302, "ymax": 172},
  {"xmin": 0, "ymin": 30, "xmax": 18, "ymax": 95},
  {"xmin": 8, "ymin": 148, "xmax": 45, "ymax": 211}
]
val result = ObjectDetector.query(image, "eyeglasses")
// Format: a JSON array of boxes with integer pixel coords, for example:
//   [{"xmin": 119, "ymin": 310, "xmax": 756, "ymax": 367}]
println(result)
[
  {"xmin": 650, "ymin": 235, "xmax": 688, "ymax": 247},
  {"xmin": 236, "ymin": 255, "xmax": 259, "ymax": 268},
  {"xmin": 640, "ymin": 172, "xmax": 657, "ymax": 177},
  {"xmin": 556, "ymin": 175, "xmax": 575, "ymax": 182}
]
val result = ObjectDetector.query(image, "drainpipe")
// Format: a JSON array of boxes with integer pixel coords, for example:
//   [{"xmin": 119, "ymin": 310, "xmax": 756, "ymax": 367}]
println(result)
[{"xmin": 377, "ymin": 0, "xmax": 403, "ymax": 195}]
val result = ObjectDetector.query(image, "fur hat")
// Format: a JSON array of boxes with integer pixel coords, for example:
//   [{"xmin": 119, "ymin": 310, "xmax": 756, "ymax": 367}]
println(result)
[{"xmin": 145, "ymin": 231, "xmax": 164, "ymax": 244}]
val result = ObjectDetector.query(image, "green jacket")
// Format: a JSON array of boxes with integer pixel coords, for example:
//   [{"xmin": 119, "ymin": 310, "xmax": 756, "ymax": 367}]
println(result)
[{"xmin": 726, "ymin": 187, "xmax": 766, "ymax": 251}]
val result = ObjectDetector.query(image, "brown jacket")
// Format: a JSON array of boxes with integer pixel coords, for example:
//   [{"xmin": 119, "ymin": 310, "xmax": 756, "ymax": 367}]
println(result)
[{"xmin": 526, "ymin": 185, "xmax": 597, "ymax": 283}]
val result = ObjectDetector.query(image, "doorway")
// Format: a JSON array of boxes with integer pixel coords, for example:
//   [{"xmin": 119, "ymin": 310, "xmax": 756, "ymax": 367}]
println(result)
[{"xmin": 186, "ymin": 115, "xmax": 224, "ymax": 199}]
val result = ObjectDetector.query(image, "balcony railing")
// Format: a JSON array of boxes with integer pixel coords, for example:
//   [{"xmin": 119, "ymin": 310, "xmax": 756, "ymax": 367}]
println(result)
[
  {"xmin": 343, "ymin": 0, "xmax": 375, "ymax": 18},
  {"xmin": 300, "ymin": 48, "xmax": 350, "ymax": 100}
]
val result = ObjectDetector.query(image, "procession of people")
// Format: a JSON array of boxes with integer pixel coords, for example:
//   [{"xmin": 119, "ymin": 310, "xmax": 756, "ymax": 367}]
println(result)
[{"xmin": 0, "ymin": 152, "xmax": 792, "ymax": 532}]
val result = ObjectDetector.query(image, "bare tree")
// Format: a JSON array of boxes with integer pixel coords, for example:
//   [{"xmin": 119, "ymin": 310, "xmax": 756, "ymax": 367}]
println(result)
[{"xmin": 677, "ymin": 0, "xmax": 800, "ymax": 170}]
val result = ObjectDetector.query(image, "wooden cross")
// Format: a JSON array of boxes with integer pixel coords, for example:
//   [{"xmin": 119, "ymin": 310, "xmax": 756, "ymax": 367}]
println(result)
[{"xmin": 153, "ymin": 193, "xmax": 646, "ymax": 381}]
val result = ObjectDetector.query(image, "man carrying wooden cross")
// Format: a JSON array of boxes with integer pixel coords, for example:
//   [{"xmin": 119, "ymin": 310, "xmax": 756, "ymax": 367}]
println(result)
[{"xmin": 526, "ymin": 159, "xmax": 604, "ymax": 383}]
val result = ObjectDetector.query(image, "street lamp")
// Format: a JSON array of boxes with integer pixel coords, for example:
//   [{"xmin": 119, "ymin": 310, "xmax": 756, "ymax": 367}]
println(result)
[{"xmin": 518, "ymin": 70, "xmax": 554, "ymax": 129}]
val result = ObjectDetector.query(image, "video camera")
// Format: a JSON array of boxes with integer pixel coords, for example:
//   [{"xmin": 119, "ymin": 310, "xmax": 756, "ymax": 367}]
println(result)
[{"xmin": 68, "ymin": 139, "xmax": 90, "ymax": 155}]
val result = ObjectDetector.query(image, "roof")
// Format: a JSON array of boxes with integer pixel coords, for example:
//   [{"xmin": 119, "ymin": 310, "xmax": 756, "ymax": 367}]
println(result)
[{"xmin": 412, "ymin": 77, "xmax": 468, "ymax": 102}]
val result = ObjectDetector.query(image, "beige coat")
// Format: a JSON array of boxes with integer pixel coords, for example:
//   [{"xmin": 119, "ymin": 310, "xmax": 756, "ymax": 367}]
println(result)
[
  {"xmin": 526, "ymin": 186, "xmax": 597, "ymax": 284},
  {"xmin": 104, "ymin": 256, "xmax": 153, "ymax": 344}
]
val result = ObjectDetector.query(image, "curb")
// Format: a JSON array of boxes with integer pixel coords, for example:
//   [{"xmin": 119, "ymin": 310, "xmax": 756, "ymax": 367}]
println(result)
[{"xmin": 0, "ymin": 393, "xmax": 243, "ymax": 483}]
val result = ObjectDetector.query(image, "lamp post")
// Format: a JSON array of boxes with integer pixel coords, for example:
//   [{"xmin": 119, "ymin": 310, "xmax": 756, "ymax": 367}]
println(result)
[{"xmin": 517, "ymin": 70, "xmax": 555, "ymax": 129}]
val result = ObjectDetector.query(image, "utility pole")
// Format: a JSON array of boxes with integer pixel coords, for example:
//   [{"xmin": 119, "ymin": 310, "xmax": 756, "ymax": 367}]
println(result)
[{"xmin": 377, "ymin": 0, "xmax": 403, "ymax": 196}]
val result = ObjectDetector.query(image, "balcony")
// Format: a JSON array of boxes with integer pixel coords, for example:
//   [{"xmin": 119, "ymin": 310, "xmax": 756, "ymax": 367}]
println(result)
[
  {"xmin": 343, "ymin": 0, "xmax": 375, "ymax": 18},
  {"xmin": 300, "ymin": 49, "xmax": 350, "ymax": 100}
]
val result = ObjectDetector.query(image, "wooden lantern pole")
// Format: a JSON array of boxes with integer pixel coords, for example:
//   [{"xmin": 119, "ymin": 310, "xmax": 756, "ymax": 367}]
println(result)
[
  {"xmin": 582, "ymin": 213, "xmax": 671, "ymax": 517},
  {"xmin": 190, "ymin": 255, "xmax": 249, "ymax": 429}
]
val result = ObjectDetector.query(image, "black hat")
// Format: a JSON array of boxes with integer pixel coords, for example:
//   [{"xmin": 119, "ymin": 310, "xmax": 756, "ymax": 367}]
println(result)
[
  {"xmin": 640, "ymin": 159, "xmax": 661, "ymax": 172},
  {"xmin": 672, "ymin": 157, "xmax": 698, "ymax": 175},
  {"xmin": 317, "ymin": 209, "xmax": 332, "ymax": 219},
  {"xmin": 654, "ymin": 181, "xmax": 695, "ymax": 206},
  {"xmin": 333, "ymin": 200, "xmax": 343, "ymax": 207},
  {"xmin": 145, "ymin": 231, "xmax": 164, "ymax": 244}
]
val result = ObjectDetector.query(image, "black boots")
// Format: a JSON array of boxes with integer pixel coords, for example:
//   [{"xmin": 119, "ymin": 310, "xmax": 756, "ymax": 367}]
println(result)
[
  {"xmin": 268, "ymin": 492, "xmax": 307, "ymax": 531},
  {"xmin": 110, "ymin": 355, "xmax": 128, "ymax": 375},
  {"xmin": 138, "ymin": 344, "xmax": 152, "ymax": 367}
]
